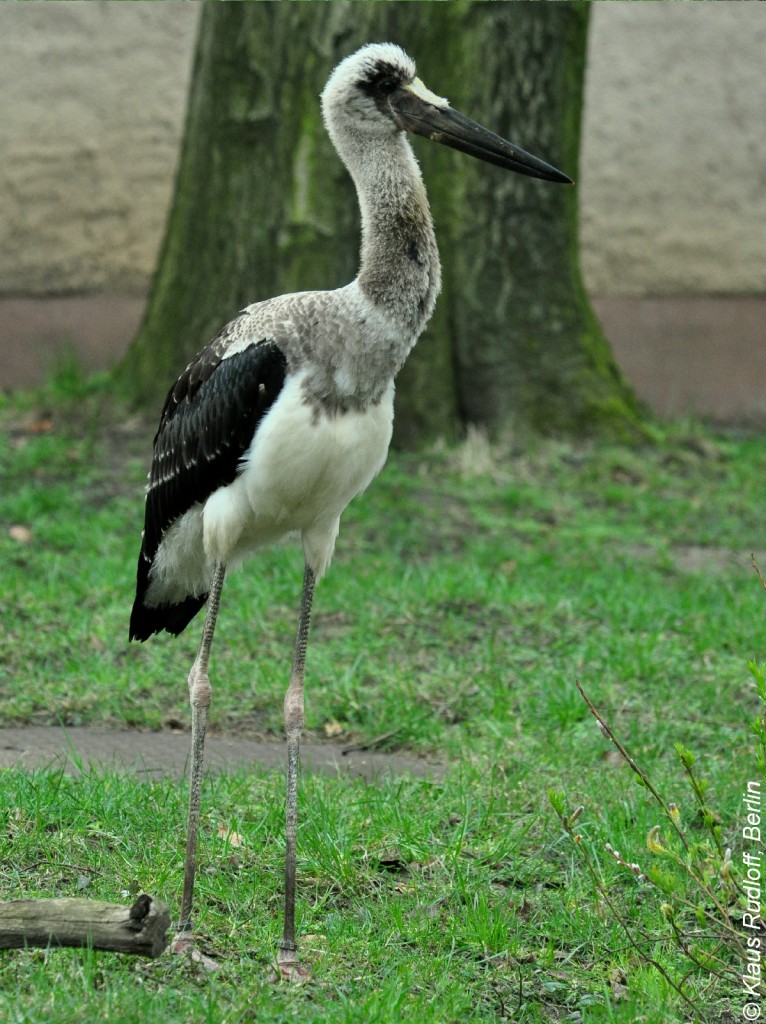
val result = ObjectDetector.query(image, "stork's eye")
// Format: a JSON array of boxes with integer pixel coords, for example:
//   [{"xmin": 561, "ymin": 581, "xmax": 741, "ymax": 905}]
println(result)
[
  {"xmin": 358, "ymin": 64, "xmax": 402, "ymax": 99},
  {"xmin": 377, "ymin": 77, "xmax": 399, "ymax": 95}
]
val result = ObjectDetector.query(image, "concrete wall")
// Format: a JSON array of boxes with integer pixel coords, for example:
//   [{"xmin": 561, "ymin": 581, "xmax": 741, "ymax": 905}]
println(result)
[
  {"xmin": 1, "ymin": 2, "xmax": 764, "ymax": 420},
  {"xmin": 0, "ymin": 2, "xmax": 198, "ymax": 295},
  {"xmin": 581, "ymin": 2, "xmax": 766, "ymax": 296}
]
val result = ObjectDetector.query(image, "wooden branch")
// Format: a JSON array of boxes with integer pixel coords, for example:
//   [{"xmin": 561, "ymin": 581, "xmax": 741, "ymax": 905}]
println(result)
[{"xmin": 0, "ymin": 894, "xmax": 171, "ymax": 957}]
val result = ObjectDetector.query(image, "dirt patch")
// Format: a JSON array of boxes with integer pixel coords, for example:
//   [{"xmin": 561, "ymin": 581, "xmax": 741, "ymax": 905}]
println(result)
[
  {"xmin": 671, "ymin": 545, "xmax": 765, "ymax": 575},
  {"xmin": 0, "ymin": 726, "xmax": 442, "ymax": 782},
  {"xmin": 623, "ymin": 544, "xmax": 765, "ymax": 576}
]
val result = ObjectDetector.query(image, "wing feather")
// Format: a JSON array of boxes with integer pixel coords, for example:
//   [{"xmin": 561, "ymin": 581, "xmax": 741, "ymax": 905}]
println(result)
[{"xmin": 129, "ymin": 335, "xmax": 288, "ymax": 641}]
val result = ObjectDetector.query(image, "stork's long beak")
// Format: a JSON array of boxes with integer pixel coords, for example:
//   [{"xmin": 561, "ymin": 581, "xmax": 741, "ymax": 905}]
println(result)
[{"xmin": 391, "ymin": 79, "xmax": 573, "ymax": 185}]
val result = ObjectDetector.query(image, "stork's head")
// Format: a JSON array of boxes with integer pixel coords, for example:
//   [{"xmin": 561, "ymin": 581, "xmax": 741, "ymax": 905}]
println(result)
[
  {"xmin": 322, "ymin": 42, "xmax": 572, "ymax": 184},
  {"xmin": 322, "ymin": 43, "xmax": 419, "ymax": 140}
]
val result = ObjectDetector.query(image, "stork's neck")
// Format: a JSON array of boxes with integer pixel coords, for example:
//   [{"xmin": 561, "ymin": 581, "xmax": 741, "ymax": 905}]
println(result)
[{"xmin": 346, "ymin": 133, "xmax": 442, "ymax": 337}]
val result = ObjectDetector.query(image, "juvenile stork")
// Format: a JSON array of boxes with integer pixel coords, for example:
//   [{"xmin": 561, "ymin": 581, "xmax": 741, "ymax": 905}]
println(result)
[{"xmin": 130, "ymin": 42, "xmax": 571, "ymax": 976}]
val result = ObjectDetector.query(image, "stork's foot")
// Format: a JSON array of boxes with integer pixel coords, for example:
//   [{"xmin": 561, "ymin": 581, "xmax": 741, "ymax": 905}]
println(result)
[
  {"xmin": 169, "ymin": 930, "xmax": 220, "ymax": 972},
  {"xmin": 274, "ymin": 942, "xmax": 311, "ymax": 983}
]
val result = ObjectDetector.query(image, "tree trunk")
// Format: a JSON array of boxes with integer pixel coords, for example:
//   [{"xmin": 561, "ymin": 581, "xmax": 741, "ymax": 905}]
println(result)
[
  {"xmin": 118, "ymin": 1, "xmax": 644, "ymax": 444},
  {"xmin": 443, "ymin": 3, "xmax": 642, "ymax": 440}
]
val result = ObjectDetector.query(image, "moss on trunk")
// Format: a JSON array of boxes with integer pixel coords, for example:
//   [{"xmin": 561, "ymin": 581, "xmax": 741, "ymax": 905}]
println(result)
[{"xmin": 441, "ymin": 2, "xmax": 645, "ymax": 440}]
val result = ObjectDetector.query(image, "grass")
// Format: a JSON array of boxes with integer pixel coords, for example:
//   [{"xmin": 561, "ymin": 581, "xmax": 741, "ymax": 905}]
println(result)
[{"xmin": 0, "ymin": 369, "xmax": 764, "ymax": 1021}]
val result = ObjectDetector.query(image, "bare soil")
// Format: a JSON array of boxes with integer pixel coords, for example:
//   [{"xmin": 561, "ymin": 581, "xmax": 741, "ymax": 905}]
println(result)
[{"xmin": 0, "ymin": 726, "xmax": 441, "ymax": 782}]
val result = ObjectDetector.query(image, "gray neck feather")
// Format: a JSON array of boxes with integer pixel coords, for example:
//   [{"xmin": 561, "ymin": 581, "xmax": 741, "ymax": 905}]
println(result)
[
  {"xmin": 346, "ymin": 133, "xmax": 442, "ymax": 339},
  {"xmin": 287, "ymin": 130, "xmax": 443, "ymax": 414}
]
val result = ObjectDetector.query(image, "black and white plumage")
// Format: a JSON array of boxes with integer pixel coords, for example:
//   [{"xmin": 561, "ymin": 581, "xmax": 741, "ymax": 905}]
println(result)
[
  {"xmin": 131, "ymin": 338, "xmax": 287, "ymax": 639},
  {"xmin": 128, "ymin": 42, "xmax": 570, "ymax": 976}
]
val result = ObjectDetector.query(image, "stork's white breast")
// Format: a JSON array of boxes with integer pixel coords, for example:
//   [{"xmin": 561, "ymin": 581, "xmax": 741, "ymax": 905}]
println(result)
[{"xmin": 202, "ymin": 369, "xmax": 395, "ymax": 576}]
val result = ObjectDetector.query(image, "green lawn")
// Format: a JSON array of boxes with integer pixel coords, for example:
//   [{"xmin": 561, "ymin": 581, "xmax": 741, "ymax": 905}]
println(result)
[{"xmin": 0, "ymin": 373, "xmax": 762, "ymax": 1022}]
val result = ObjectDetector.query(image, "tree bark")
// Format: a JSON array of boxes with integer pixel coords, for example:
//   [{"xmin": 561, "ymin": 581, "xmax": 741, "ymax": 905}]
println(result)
[
  {"xmin": 118, "ymin": 1, "xmax": 644, "ymax": 444},
  {"xmin": 0, "ymin": 895, "xmax": 170, "ymax": 957},
  {"xmin": 443, "ymin": 3, "xmax": 642, "ymax": 439}
]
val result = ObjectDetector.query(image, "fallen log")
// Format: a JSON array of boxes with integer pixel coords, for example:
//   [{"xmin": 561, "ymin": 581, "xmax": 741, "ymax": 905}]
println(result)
[{"xmin": 0, "ymin": 894, "xmax": 170, "ymax": 957}]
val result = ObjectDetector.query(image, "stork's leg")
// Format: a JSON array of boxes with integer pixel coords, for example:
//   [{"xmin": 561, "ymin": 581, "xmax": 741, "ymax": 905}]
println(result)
[
  {"xmin": 277, "ymin": 563, "xmax": 316, "ymax": 979},
  {"xmin": 177, "ymin": 561, "xmax": 226, "ymax": 937}
]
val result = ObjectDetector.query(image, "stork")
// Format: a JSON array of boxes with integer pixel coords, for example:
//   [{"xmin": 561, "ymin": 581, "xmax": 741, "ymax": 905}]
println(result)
[{"xmin": 129, "ymin": 42, "xmax": 571, "ymax": 977}]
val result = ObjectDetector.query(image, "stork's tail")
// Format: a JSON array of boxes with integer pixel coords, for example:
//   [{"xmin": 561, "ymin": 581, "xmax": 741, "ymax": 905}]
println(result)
[
  {"xmin": 129, "ymin": 593, "xmax": 208, "ymax": 641},
  {"xmin": 129, "ymin": 551, "xmax": 208, "ymax": 641}
]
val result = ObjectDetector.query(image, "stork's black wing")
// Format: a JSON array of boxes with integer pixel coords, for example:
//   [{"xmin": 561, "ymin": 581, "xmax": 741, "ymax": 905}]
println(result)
[{"xmin": 129, "ymin": 335, "xmax": 287, "ymax": 641}]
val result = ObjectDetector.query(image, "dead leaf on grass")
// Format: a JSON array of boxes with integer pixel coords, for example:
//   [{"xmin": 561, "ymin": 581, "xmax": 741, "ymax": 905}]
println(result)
[
  {"xmin": 170, "ymin": 934, "xmax": 220, "ymax": 973},
  {"xmin": 408, "ymin": 856, "xmax": 440, "ymax": 874},
  {"xmin": 599, "ymin": 749, "xmax": 624, "ymax": 768},
  {"xmin": 217, "ymin": 825, "xmax": 245, "ymax": 847},
  {"xmin": 24, "ymin": 418, "xmax": 54, "ymax": 435},
  {"xmin": 517, "ymin": 897, "xmax": 533, "ymax": 921},
  {"xmin": 609, "ymin": 967, "xmax": 629, "ymax": 1000}
]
